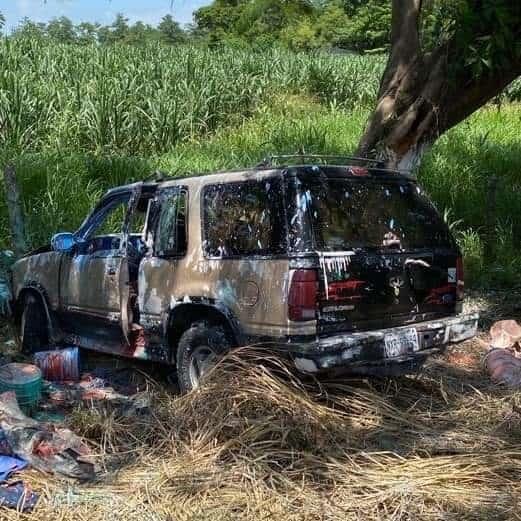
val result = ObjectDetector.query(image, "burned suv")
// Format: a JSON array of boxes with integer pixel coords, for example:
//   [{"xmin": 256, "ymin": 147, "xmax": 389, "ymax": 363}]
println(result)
[{"xmin": 11, "ymin": 157, "xmax": 478, "ymax": 392}]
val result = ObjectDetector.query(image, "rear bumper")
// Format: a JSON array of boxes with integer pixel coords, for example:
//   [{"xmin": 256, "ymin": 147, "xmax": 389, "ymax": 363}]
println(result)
[{"xmin": 289, "ymin": 313, "xmax": 479, "ymax": 375}]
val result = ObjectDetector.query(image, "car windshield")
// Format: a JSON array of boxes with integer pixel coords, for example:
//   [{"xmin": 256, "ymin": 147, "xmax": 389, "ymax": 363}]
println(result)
[{"xmin": 287, "ymin": 175, "xmax": 453, "ymax": 252}]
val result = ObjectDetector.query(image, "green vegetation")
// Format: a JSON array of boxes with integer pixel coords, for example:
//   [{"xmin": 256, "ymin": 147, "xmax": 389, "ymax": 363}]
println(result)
[
  {"xmin": 0, "ymin": 1, "xmax": 393, "ymax": 52},
  {"xmin": 0, "ymin": 40, "xmax": 384, "ymax": 154},
  {"xmin": 3, "ymin": 12, "xmax": 186, "ymax": 47},
  {"xmin": 0, "ymin": 39, "xmax": 520, "ymax": 287},
  {"xmin": 194, "ymin": 0, "xmax": 391, "ymax": 51}
]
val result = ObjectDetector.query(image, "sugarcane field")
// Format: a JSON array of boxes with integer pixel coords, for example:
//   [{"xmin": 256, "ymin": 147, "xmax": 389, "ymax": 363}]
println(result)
[{"xmin": 0, "ymin": 2, "xmax": 520, "ymax": 519}]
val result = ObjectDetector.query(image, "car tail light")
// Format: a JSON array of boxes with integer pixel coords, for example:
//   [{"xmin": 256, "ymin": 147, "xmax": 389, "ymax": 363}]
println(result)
[
  {"xmin": 288, "ymin": 269, "xmax": 318, "ymax": 321},
  {"xmin": 349, "ymin": 166, "xmax": 369, "ymax": 176},
  {"xmin": 456, "ymin": 256, "xmax": 464, "ymax": 301}
]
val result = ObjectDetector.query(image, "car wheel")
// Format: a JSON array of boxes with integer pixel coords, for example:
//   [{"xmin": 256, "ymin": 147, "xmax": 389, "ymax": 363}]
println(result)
[
  {"xmin": 20, "ymin": 294, "xmax": 48, "ymax": 354},
  {"xmin": 176, "ymin": 322, "xmax": 231, "ymax": 394}
]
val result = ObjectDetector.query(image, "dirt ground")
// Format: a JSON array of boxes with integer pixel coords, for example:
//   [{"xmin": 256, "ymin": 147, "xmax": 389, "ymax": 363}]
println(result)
[{"xmin": 1, "ymin": 290, "xmax": 521, "ymax": 520}]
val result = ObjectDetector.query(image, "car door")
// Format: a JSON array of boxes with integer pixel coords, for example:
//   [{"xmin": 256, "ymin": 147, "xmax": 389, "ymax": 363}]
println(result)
[
  {"xmin": 138, "ymin": 185, "xmax": 188, "ymax": 322},
  {"xmin": 60, "ymin": 185, "xmax": 142, "ymax": 339}
]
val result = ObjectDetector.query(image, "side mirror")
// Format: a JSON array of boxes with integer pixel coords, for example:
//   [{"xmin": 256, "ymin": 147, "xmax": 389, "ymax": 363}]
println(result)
[{"xmin": 51, "ymin": 232, "xmax": 76, "ymax": 252}]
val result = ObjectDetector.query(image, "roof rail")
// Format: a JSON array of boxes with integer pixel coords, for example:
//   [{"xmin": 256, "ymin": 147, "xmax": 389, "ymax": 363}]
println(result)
[
  {"xmin": 144, "ymin": 170, "xmax": 174, "ymax": 182},
  {"xmin": 257, "ymin": 154, "xmax": 387, "ymax": 168}
]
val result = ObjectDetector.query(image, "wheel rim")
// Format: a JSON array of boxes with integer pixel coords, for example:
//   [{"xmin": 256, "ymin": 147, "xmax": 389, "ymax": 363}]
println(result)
[{"xmin": 188, "ymin": 345, "xmax": 216, "ymax": 389}]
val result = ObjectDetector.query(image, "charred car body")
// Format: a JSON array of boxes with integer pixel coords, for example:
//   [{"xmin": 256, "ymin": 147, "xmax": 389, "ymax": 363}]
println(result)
[{"xmin": 11, "ymin": 157, "xmax": 478, "ymax": 392}]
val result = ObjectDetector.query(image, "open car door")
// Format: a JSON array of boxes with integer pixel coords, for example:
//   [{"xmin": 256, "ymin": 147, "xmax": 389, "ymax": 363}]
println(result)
[
  {"xmin": 59, "ymin": 183, "xmax": 143, "ymax": 344},
  {"xmin": 120, "ymin": 182, "xmax": 143, "ymax": 343}
]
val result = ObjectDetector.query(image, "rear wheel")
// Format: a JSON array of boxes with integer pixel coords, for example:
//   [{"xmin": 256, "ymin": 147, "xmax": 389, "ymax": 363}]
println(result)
[
  {"xmin": 20, "ymin": 294, "xmax": 48, "ymax": 354},
  {"xmin": 176, "ymin": 322, "xmax": 231, "ymax": 393}
]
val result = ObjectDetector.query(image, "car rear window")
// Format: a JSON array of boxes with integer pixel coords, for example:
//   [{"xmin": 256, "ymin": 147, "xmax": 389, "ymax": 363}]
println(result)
[
  {"xmin": 202, "ymin": 178, "xmax": 286, "ymax": 257},
  {"xmin": 287, "ymin": 176, "xmax": 453, "ymax": 252}
]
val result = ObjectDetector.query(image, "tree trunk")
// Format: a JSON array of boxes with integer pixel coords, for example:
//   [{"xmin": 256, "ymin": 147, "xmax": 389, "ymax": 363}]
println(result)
[
  {"xmin": 357, "ymin": 0, "xmax": 521, "ymax": 171},
  {"xmin": 3, "ymin": 164, "xmax": 27, "ymax": 256}
]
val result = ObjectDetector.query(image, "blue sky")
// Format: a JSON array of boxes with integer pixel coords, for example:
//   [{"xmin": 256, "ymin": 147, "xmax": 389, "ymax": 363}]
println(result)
[{"xmin": 0, "ymin": 0, "xmax": 211, "ymax": 31}]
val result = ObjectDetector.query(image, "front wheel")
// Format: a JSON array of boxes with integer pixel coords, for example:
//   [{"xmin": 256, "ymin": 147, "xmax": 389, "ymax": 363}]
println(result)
[
  {"xmin": 20, "ymin": 294, "xmax": 48, "ymax": 354},
  {"xmin": 176, "ymin": 322, "xmax": 231, "ymax": 393}
]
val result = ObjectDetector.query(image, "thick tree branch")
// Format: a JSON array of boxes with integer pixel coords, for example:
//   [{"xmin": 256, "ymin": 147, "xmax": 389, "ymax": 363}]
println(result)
[
  {"xmin": 389, "ymin": 0, "xmax": 422, "ymax": 62},
  {"xmin": 443, "ymin": 63, "xmax": 521, "ymax": 132},
  {"xmin": 357, "ymin": 0, "xmax": 520, "ymax": 171},
  {"xmin": 378, "ymin": 0, "xmax": 423, "ymax": 97},
  {"xmin": 357, "ymin": 0, "xmax": 425, "ymax": 158}
]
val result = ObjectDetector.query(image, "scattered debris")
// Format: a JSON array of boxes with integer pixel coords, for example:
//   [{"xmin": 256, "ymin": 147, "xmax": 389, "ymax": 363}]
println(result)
[
  {"xmin": 89, "ymin": 366, "xmax": 145, "ymax": 396},
  {"xmin": 44, "ymin": 379, "xmax": 151, "ymax": 417},
  {"xmin": 485, "ymin": 349, "xmax": 521, "ymax": 387},
  {"xmin": 446, "ymin": 350, "xmax": 479, "ymax": 369},
  {"xmin": 0, "ymin": 454, "xmax": 27, "ymax": 481},
  {"xmin": 489, "ymin": 319, "xmax": 521, "ymax": 349},
  {"xmin": 32, "ymin": 410, "xmax": 66, "ymax": 424},
  {"xmin": 0, "ymin": 481, "xmax": 38, "ymax": 512},
  {"xmin": 0, "ymin": 391, "xmax": 96, "ymax": 480},
  {"xmin": 0, "ymin": 363, "xmax": 42, "ymax": 412},
  {"xmin": 34, "ymin": 347, "xmax": 80, "ymax": 382},
  {"xmin": 484, "ymin": 319, "xmax": 521, "ymax": 387},
  {"xmin": 0, "ymin": 349, "xmax": 155, "ymax": 514}
]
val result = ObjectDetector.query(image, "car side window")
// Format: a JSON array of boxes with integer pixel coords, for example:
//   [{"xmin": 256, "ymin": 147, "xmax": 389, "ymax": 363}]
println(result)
[
  {"xmin": 155, "ymin": 188, "xmax": 188, "ymax": 257},
  {"xmin": 78, "ymin": 193, "xmax": 131, "ymax": 241},
  {"xmin": 73, "ymin": 194, "xmax": 132, "ymax": 255},
  {"xmin": 202, "ymin": 178, "xmax": 285, "ymax": 258},
  {"xmin": 91, "ymin": 200, "xmax": 128, "ymax": 238}
]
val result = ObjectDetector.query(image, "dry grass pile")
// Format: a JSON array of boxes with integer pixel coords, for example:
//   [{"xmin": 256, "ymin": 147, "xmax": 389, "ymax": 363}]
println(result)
[{"xmin": 5, "ymin": 342, "xmax": 521, "ymax": 520}]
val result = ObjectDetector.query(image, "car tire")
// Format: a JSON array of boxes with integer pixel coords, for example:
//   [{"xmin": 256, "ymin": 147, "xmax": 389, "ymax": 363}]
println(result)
[
  {"xmin": 176, "ymin": 322, "xmax": 231, "ymax": 394},
  {"xmin": 20, "ymin": 294, "xmax": 48, "ymax": 354}
]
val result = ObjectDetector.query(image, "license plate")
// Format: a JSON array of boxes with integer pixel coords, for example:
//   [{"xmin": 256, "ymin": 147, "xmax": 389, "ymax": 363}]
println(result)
[{"xmin": 384, "ymin": 328, "xmax": 419, "ymax": 358}]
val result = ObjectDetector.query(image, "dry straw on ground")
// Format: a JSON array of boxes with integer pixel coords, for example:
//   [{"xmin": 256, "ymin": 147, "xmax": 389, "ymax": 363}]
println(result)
[{"xmin": 5, "ymin": 335, "xmax": 521, "ymax": 521}]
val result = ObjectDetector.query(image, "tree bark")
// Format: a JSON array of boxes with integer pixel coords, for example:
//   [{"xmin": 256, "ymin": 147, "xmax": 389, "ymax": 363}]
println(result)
[
  {"xmin": 357, "ymin": 0, "xmax": 521, "ymax": 171},
  {"xmin": 3, "ymin": 164, "xmax": 27, "ymax": 256}
]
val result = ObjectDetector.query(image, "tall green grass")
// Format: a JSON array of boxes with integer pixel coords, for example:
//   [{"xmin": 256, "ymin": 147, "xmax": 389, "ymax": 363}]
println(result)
[
  {"xmin": 420, "ymin": 106, "xmax": 521, "ymax": 287},
  {"xmin": 0, "ymin": 39, "xmax": 520, "ymax": 288},
  {"xmin": 0, "ymin": 39, "xmax": 384, "ymax": 155}
]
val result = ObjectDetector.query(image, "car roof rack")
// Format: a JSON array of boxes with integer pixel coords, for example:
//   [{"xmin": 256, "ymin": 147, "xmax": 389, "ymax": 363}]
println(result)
[
  {"xmin": 144, "ymin": 170, "xmax": 174, "ymax": 182},
  {"xmin": 257, "ymin": 154, "xmax": 387, "ymax": 169}
]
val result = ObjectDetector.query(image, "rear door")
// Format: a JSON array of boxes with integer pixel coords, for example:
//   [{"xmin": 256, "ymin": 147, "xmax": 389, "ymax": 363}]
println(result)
[
  {"xmin": 317, "ymin": 249, "xmax": 459, "ymax": 334},
  {"xmin": 138, "ymin": 185, "xmax": 188, "ymax": 325},
  {"xmin": 286, "ymin": 169, "xmax": 460, "ymax": 334}
]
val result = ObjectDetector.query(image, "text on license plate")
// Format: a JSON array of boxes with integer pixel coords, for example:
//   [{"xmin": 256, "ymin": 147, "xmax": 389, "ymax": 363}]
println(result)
[{"xmin": 384, "ymin": 328, "xmax": 419, "ymax": 358}]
